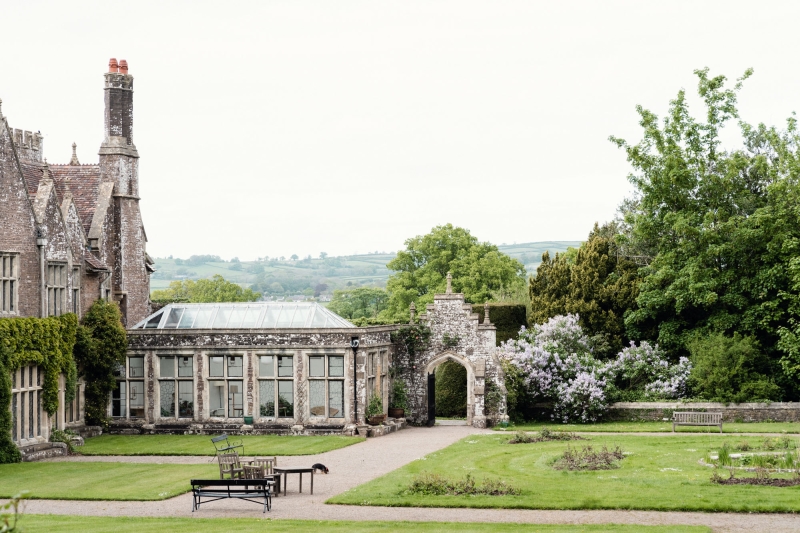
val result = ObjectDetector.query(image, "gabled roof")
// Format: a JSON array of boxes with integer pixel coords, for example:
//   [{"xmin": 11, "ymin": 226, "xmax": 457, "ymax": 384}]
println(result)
[
  {"xmin": 84, "ymin": 251, "xmax": 110, "ymax": 272},
  {"xmin": 132, "ymin": 302, "xmax": 356, "ymax": 329}
]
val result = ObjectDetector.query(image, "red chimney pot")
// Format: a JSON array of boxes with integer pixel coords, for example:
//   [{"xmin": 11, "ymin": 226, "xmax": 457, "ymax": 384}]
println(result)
[
  {"xmin": 109, "ymin": 58, "xmax": 119, "ymax": 73},
  {"xmin": 119, "ymin": 59, "xmax": 129, "ymax": 74}
]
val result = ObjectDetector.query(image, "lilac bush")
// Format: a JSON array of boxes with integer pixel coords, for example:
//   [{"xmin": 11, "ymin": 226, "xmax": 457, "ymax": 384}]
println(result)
[{"xmin": 500, "ymin": 315, "xmax": 692, "ymax": 423}]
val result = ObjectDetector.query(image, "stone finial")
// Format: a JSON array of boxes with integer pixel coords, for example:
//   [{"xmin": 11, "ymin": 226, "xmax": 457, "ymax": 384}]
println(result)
[
  {"xmin": 70, "ymin": 142, "xmax": 80, "ymax": 165},
  {"xmin": 484, "ymin": 304, "xmax": 491, "ymax": 324},
  {"xmin": 409, "ymin": 302, "xmax": 416, "ymax": 324},
  {"xmin": 446, "ymin": 272, "xmax": 452, "ymax": 294},
  {"xmin": 109, "ymin": 58, "xmax": 119, "ymax": 73},
  {"xmin": 41, "ymin": 160, "xmax": 52, "ymax": 182}
]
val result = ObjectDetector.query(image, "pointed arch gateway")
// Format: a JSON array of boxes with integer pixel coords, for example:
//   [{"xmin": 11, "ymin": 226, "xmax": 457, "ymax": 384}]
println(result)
[{"xmin": 424, "ymin": 351, "xmax": 475, "ymax": 426}]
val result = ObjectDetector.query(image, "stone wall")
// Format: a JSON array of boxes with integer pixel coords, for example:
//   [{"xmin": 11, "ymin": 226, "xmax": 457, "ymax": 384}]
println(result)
[{"xmin": 606, "ymin": 402, "xmax": 800, "ymax": 423}]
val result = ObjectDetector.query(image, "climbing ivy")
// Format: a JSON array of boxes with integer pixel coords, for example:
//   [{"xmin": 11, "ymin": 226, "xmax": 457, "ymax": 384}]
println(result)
[
  {"xmin": 390, "ymin": 324, "xmax": 431, "ymax": 376},
  {"xmin": 0, "ymin": 314, "xmax": 78, "ymax": 464}
]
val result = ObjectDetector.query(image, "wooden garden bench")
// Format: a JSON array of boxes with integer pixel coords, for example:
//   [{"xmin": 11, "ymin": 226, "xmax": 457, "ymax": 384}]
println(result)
[
  {"xmin": 191, "ymin": 478, "xmax": 273, "ymax": 513},
  {"xmin": 672, "ymin": 412, "xmax": 722, "ymax": 433}
]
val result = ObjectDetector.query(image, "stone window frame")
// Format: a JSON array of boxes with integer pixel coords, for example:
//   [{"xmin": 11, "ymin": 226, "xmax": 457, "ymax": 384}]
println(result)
[
  {"xmin": 306, "ymin": 353, "xmax": 346, "ymax": 420},
  {"xmin": 10, "ymin": 365, "xmax": 44, "ymax": 444},
  {"xmin": 256, "ymin": 352, "xmax": 295, "ymax": 420},
  {"xmin": 71, "ymin": 266, "xmax": 81, "ymax": 315},
  {"xmin": 0, "ymin": 253, "xmax": 19, "ymax": 315},
  {"xmin": 47, "ymin": 262, "xmax": 67, "ymax": 316},
  {"xmin": 207, "ymin": 353, "xmax": 245, "ymax": 419},
  {"xmin": 157, "ymin": 354, "xmax": 195, "ymax": 419},
  {"xmin": 112, "ymin": 355, "xmax": 146, "ymax": 419}
]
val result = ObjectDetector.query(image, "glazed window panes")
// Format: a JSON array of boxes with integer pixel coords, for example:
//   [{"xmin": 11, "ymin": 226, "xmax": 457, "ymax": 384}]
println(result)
[
  {"xmin": 164, "ymin": 307, "xmax": 182, "ymax": 328},
  {"xmin": 160, "ymin": 357, "xmax": 175, "ymax": 378},
  {"xmin": 309, "ymin": 380, "xmax": 325, "ymax": 416},
  {"xmin": 259, "ymin": 355, "xmax": 274, "ymax": 377},
  {"xmin": 329, "ymin": 381, "xmax": 344, "ymax": 418},
  {"xmin": 129, "ymin": 381, "xmax": 145, "ymax": 417},
  {"xmin": 129, "ymin": 357, "xmax": 145, "ymax": 378},
  {"xmin": 278, "ymin": 381, "xmax": 293, "ymax": 417},
  {"xmin": 212, "ymin": 307, "xmax": 232, "ymax": 328},
  {"xmin": 241, "ymin": 307, "xmax": 260, "ymax": 328},
  {"xmin": 329, "ymin": 356, "xmax": 344, "ymax": 377},
  {"xmin": 277, "ymin": 356, "xmax": 293, "ymax": 377},
  {"xmin": 178, "ymin": 356, "xmax": 193, "ymax": 377},
  {"xmin": 178, "ymin": 381, "xmax": 193, "ymax": 417},
  {"xmin": 209, "ymin": 381, "xmax": 225, "ymax": 417},
  {"xmin": 160, "ymin": 381, "xmax": 175, "ymax": 417},
  {"xmin": 0, "ymin": 254, "xmax": 18, "ymax": 313},
  {"xmin": 72, "ymin": 267, "xmax": 80, "ymax": 315},
  {"xmin": 209, "ymin": 356, "xmax": 224, "ymax": 377},
  {"xmin": 228, "ymin": 380, "xmax": 243, "ymax": 417},
  {"xmin": 47, "ymin": 263, "xmax": 67, "ymax": 316},
  {"xmin": 259, "ymin": 380, "xmax": 276, "ymax": 417},
  {"xmin": 227, "ymin": 356, "xmax": 243, "ymax": 377},
  {"xmin": 112, "ymin": 382, "xmax": 127, "ymax": 417},
  {"xmin": 193, "ymin": 308, "xmax": 213, "ymax": 328},
  {"xmin": 309, "ymin": 356, "xmax": 325, "ymax": 377},
  {"xmin": 178, "ymin": 308, "xmax": 197, "ymax": 328}
]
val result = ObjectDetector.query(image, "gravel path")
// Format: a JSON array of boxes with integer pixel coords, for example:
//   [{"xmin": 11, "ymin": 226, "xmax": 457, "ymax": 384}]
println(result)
[{"xmin": 19, "ymin": 426, "xmax": 800, "ymax": 532}]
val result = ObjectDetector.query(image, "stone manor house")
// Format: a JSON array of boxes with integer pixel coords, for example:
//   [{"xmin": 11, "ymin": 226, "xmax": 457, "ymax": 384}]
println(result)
[{"xmin": 2, "ymin": 60, "xmax": 505, "ymax": 452}]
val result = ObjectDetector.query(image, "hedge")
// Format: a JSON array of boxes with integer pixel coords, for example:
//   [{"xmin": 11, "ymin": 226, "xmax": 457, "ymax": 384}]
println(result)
[{"xmin": 472, "ymin": 303, "xmax": 527, "ymax": 345}]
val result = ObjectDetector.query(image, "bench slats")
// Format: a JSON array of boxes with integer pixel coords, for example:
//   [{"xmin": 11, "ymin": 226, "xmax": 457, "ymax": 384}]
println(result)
[{"xmin": 672, "ymin": 412, "xmax": 723, "ymax": 433}]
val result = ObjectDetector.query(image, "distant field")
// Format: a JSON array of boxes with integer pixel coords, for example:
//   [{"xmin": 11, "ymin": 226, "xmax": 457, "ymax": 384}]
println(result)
[{"xmin": 150, "ymin": 241, "xmax": 581, "ymax": 294}]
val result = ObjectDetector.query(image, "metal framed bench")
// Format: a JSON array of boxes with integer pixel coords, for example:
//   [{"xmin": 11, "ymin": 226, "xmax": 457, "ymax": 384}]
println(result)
[
  {"xmin": 211, "ymin": 433, "xmax": 244, "ymax": 455},
  {"xmin": 672, "ymin": 411, "xmax": 722, "ymax": 433},
  {"xmin": 191, "ymin": 478, "xmax": 272, "ymax": 513}
]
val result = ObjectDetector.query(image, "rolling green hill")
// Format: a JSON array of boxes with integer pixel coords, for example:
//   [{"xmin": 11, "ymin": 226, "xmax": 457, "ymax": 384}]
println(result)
[{"xmin": 151, "ymin": 241, "xmax": 581, "ymax": 298}]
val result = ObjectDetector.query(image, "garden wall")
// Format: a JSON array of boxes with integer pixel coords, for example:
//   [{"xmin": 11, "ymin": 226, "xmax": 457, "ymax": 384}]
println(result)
[{"xmin": 526, "ymin": 402, "xmax": 800, "ymax": 423}]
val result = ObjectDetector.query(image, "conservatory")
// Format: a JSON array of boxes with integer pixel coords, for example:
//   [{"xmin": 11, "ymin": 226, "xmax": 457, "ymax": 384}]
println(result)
[{"xmin": 117, "ymin": 302, "xmax": 395, "ymax": 434}]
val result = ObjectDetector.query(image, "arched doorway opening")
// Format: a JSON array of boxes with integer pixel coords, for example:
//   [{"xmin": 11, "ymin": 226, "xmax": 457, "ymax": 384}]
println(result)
[{"xmin": 424, "ymin": 352, "xmax": 475, "ymax": 427}]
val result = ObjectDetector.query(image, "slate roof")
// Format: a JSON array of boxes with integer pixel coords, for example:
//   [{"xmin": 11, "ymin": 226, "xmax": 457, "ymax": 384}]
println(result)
[{"xmin": 20, "ymin": 162, "xmax": 102, "ymax": 233}]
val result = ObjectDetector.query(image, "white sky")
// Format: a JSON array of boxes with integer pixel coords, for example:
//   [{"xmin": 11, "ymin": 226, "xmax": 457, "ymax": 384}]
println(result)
[{"xmin": 3, "ymin": 1, "xmax": 799, "ymax": 260}]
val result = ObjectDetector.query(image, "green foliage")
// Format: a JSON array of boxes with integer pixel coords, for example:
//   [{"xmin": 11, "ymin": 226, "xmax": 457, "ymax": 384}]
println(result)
[
  {"xmin": 529, "ymin": 223, "xmax": 640, "ymax": 356},
  {"xmin": 0, "ymin": 314, "xmax": 78, "ymax": 463},
  {"xmin": 499, "ymin": 358, "xmax": 535, "ymax": 423},
  {"xmin": 407, "ymin": 472, "xmax": 521, "ymax": 496},
  {"xmin": 390, "ymin": 325, "xmax": 432, "ymax": 376},
  {"xmin": 366, "ymin": 395, "xmax": 383, "ymax": 418},
  {"xmin": 441, "ymin": 333, "xmax": 460, "ymax": 348},
  {"xmin": 483, "ymin": 377, "xmax": 503, "ymax": 416},
  {"xmin": 435, "ymin": 361, "xmax": 467, "ymax": 418},
  {"xmin": 150, "ymin": 274, "xmax": 260, "ymax": 303},
  {"xmin": 327, "ymin": 287, "xmax": 389, "ymax": 320},
  {"xmin": 381, "ymin": 224, "xmax": 526, "ymax": 321},
  {"xmin": 0, "ymin": 491, "xmax": 27, "ymax": 532},
  {"xmin": 688, "ymin": 333, "xmax": 781, "ymax": 403},
  {"xmin": 611, "ymin": 68, "xmax": 800, "ymax": 400},
  {"xmin": 75, "ymin": 300, "xmax": 128, "ymax": 427},
  {"xmin": 472, "ymin": 303, "xmax": 527, "ymax": 345},
  {"xmin": 0, "ymin": 347, "xmax": 21, "ymax": 465},
  {"xmin": 390, "ymin": 379, "xmax": 409, "ymax": 411},
  {"xmin": 49, "ymin": 428, "xmax": 76, "ymax": 454}
]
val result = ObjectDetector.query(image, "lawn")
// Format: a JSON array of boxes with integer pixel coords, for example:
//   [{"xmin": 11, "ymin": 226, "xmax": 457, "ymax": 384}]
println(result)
[
  {"xmin": 15, "ymin": 515, "xmax": 710, "ymax": 533},
  {"xmin": 495, "ymin": 421, "xmax": 800, "ymax": 434},
  {"xmin": 0, "ymin": 462, "xmax": 216, "ymax": 500},
  {"xmin": 80, "ymin": 434, "xmax": 363, "ymax": 456},
  {"xmin": 328, "ymin": 433, "xmax": 800, "ymax": 512}
]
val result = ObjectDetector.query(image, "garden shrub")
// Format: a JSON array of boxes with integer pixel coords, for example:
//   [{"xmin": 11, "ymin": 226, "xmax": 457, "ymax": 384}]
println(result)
[
  {"xmin": 0, "ymin": 348, "xmax": 21, "ymax": 464},
  {"xmin": 407, "ymin": 473, "xmax": 521, "ymax": 496},
  {"xmin": 688, "ymin": 333, "xmax": 781, "ymax": 403},
  {"xmin": 508, "ymin": 428, "xmax": 584, "ymax": 443},
  {"xmin": 74, "ymin": 300, "xmax": 128, "ymax": 428},
  {"xmin": 499, "ymin": 314, "xmax": 692, "ymax": 422},
  {"xmin": 389, "ymin": 379, "xmax": 409, "ymax": 412},
  {"xmin": 553, "ymin": 444, "xmax": 625, "ymax": 470},
  {"xmin": 435, "ymin": 360, "xmax": 467, "ymax": 418}
]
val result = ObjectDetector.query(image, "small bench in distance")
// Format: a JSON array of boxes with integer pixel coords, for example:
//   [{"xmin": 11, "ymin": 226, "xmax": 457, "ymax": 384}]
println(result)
[{"xmin": 672, "ymin": 411, "xmax": 722, "ymax": 433}]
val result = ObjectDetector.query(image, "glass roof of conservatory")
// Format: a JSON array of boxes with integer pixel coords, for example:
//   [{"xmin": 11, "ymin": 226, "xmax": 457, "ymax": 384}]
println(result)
[{"xmin": 132, "ymin": 302, "xmax": 356, "ymax": 330}]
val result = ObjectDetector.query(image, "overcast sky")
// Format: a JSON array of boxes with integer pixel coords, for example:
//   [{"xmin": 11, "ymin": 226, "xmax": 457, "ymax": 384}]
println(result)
[{"xmin": 3, "ymin": 1, "xmax": 799, "ymax": 260}]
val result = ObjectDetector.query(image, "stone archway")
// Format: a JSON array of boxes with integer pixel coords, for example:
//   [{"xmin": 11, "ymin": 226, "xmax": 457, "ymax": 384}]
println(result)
[{"xmin": 425, "ymin": 351, "xmax": 475, "ymax": 426}]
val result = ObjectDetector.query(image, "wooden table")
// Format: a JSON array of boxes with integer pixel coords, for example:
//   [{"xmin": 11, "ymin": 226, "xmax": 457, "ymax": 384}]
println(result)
[{"xmin": 273, "ymin": 467, "xmax": 314, "ymax": 496}]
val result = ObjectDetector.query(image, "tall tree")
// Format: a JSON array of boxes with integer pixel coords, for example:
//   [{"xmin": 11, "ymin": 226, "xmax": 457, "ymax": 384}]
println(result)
[
  {"xmin": 151, "ymin": 274, "xmax": 261, "ymax": 303},
  {"xmin": 327, "ymin": 287, "xmax": 389, "ymax": 320},
  {"xmin": 381, "ymin": 224, "xmax": 526, "ymax": 320},
  {"xmin": 611, "ymin": 68, "xmax": 800, "ymax": 397},
  {"xmin": 529, "ymin": 223, "xmax": 639, "ymax": 356}
]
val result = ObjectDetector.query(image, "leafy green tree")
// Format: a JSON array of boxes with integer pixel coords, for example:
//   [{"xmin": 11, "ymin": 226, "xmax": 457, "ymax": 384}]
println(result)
[
  {"xmin": 381, "ymin": 224, "xmax": 526, "ymax": 320},
  {"xmin": 688, "ymin": 333, "xmax": 781, "ymax": 402},
  {"xmin": 327, "ymin": 287, "xmax": 389, "ymax": 320},
  {"xmin": 529, "ymin": 223, "xmax": 639, "ymax": 356},
  {"xmin": 74, "ymin": 300, "xmax": 128, "ymax": 427},
  {"xmin": 151, "ymin": 274, "xmax": 260, "ymax": 303}
]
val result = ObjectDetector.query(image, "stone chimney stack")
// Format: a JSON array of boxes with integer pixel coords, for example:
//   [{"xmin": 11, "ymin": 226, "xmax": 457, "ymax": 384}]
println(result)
[{"xmin": 101, "ymin": 58, "xmax": 136, "ymax": 151}]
